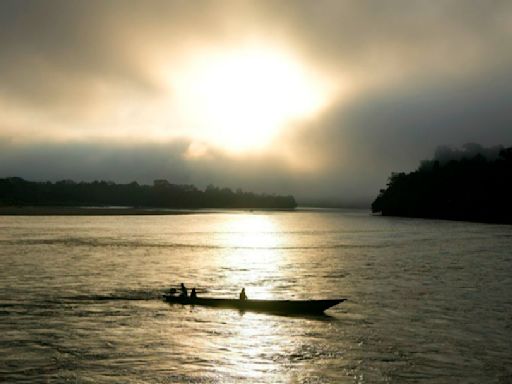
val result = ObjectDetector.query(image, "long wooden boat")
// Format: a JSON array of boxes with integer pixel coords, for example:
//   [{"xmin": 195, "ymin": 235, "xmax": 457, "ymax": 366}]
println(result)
[{"xmin": 162, "ymin": 294, "xmax": 345, "ymax": 314}]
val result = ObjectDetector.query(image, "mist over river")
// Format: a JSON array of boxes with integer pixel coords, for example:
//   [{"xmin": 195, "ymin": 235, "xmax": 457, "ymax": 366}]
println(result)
[{"xmin": 1, "ymin": 209, "xmax": 511, "ymax": 383}]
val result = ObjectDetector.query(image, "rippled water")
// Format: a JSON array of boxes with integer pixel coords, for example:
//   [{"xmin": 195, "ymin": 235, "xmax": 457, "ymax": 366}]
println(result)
[{"xmin": 1, "ymin": 209, "xmax": 511, "ymax": 383}]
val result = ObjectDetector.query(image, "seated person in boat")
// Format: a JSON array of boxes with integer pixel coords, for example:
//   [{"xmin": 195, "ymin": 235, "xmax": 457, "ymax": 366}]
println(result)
[
  {"xmin": 239, "ymin": 288, "xmax": 247, "ymax": 301},
  {"xmin": 190, "ymin": 288, "xmax": 197, "ymax": 299},
  {"xmin": 168, "ymin": 287, "xmax": 177, "ymax": 296},
  {"xmin": 179, "ymin": 283, "xmax": 188, "ymax": 298}
]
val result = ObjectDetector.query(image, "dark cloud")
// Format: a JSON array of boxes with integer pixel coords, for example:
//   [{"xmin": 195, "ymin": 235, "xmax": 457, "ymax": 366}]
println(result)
[
  {"xmin": 0, "ymin": 137, "xmax": 301, "ymax": 195},
  {"xmin": 282, "ymin": 68, "xmax": 512, "ymax": 200}
]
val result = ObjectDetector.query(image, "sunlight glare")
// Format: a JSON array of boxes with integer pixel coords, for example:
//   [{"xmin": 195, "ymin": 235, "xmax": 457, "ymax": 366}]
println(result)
[
  {"xmin": 167, "ymin": 44, "xmax": 334, "ymax": 153},
  {"xmin": 221, "ymin": 214, "xmax": 280, "ymax": 249},
  {"xmin": 219, "ymin": 214, "xmax": 284, "ymax": 298}
]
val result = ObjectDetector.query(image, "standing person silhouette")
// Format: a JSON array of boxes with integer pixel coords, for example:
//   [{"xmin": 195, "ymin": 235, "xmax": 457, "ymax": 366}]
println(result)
[
  {"xmin": 239, "ymin": 288, "xmax": 247, "ymax": 301},
  {"xmin": 179, "ymin": 283, "xmax": 188, "ymax": 298}
]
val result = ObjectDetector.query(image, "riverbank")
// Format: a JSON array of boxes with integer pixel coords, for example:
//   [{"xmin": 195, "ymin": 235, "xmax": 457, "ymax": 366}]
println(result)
[
  {"xmin": 0, "ymin": 206, "xmax": 300, "ymax": 216},
  {"xmin": 0, "ymin": 206, "xmax": 195, "ymax": 216}
]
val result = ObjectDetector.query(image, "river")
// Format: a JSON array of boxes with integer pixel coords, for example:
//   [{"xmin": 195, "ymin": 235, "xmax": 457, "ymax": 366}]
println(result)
[{"xmin": 1, "ymin": 209, "xmax": 511, "ymax": 383}]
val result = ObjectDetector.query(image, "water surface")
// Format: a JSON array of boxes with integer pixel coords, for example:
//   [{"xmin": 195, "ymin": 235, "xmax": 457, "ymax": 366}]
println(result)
[{"xmin": 1, "ymin": 210, "xmax": 511, "ymax": 383}]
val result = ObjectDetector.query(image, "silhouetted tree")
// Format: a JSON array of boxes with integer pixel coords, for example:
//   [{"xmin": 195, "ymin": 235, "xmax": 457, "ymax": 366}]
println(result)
[
  {"xmin": 372, "ymin": 145, "xmax": 512, "ymax": 223},
  {"xmin": 0, "ymin": 178, "xmax": 297, "ymax": 209}
]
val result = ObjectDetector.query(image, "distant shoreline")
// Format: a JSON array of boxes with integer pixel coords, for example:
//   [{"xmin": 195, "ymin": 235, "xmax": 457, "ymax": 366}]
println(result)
[
  {"xmin": 0, "ymin": 206, "xmax": 298, "ymax": 216},
  {"xmin": 0, "ymin": 177, "xmax": 298, "ymax": 211},
  {"xmin": 0, "ymin": 206, "xmax": 196, "ymax": 216}
]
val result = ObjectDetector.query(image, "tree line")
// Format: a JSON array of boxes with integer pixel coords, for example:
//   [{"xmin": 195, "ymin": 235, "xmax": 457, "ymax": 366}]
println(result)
[
  {"xmin": 372, "ymin": 146, "xmax": 512, "ymax": 224},
  {"xmin": 0, "ymin": 178, "xmax": 297, "ymax": 209}
]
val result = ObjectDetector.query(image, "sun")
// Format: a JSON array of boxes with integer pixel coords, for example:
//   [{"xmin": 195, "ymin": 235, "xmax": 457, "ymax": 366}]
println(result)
[{"xmin": 167, "ymin": 44, "xmax": 333, "ymax": 153}]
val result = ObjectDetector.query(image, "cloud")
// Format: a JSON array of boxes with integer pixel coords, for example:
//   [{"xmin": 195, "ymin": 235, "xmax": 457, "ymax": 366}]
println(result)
[
  {"xmin": 0, "ymin": 136, "xmax": 302, "ymax": 195},
  {"xmin": 280, "ymin": 67, "xmax": 512, "ymax": 200},
  {"xmin": 1, "ymin": 1, "xmax": 512, "ymax": 205},
  {"xmin": 254, "ymin": 1, "xmax": 512, "ymax": 86},
  {"xmin": 3, "ymin": 1, "xmax": 510, "ymax": 110},
  {"xmin": 434, "ymin": 143, "xmax": 505, "ymax": 164}
]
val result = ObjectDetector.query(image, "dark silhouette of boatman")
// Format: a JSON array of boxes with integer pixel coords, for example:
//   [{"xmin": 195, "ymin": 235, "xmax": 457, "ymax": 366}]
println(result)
[
  {"xmin": 239, "ymin": 288, "xmax": 247, "ymax": 300},
  {"xmin": 190, "ymin": 288, "xmax": 197, "ymax": 299},
  {"xmin": 179, "ymin": 283, "xmax": 188, "ymax": 298}
]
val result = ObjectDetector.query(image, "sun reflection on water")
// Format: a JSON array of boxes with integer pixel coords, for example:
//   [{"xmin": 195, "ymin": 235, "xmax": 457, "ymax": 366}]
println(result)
[
  {"xmin": 216, "ymin": 312, "xmax": 291, "ymax": 381},
  {"xmin": 217, "ymin": 214, "xmax": 285, "ymax": 299},
  {"xmin": 219, "ymin": 213, "xmax": 281, "ymax": 249}
]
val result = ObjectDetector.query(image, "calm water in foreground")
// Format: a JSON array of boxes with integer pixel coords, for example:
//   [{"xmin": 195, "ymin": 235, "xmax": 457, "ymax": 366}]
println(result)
[{"xmin": 0, "ymin": 209, "xmax": 511, "ymax": 383}]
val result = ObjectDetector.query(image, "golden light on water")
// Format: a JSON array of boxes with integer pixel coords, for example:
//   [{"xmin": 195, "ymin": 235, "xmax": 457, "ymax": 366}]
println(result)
[
  {"xmin": 221, "ymin": 312, "xmax": 285, "ymax": 380},
  {"xmin": 220, "ymin": 214, "xmax": 280, "ymax": 249},
  {"xmin": 219, "ymin": 214, "xmax": 284, "ymax": 299},
  {"xmin": 166, "ymin": 43, "xmax": 335, "ymax": 153}
]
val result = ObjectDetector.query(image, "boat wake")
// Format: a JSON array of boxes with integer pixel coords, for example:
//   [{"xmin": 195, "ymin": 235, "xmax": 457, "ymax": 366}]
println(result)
[{"xmin": 62, "ymin": 289, "xmax": 163, "ymax": 302}]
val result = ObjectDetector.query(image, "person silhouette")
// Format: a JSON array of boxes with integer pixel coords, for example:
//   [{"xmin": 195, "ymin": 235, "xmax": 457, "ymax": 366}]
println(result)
[
  {"xmin": 179, "ymin": 283, "xmax": 188, "ymax": 298},
  {"xmin": 239, "ymin": 288, "xmax": 247, "ymax": 301}
]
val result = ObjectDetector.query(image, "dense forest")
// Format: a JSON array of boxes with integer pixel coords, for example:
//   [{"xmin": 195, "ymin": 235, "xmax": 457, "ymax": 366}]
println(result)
[
  {"xmin": 372, "ymin": 146, "xmax": 512, "ymax": 224},
  {"xmin": 0, "ymin": 178, "xmax": 297, "ymax": 209}
]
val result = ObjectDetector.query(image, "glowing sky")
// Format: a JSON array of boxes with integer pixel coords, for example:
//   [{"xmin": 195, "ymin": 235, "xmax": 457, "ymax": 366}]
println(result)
[{"xmin": 1, "ymin": 1, "xmax": 512, "ymax": 204}]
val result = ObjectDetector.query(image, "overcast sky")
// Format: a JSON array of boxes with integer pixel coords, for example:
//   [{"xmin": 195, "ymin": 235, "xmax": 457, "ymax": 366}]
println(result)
[{"xmin": 1, "ymin": 0, "xmax": 511, "ymax": 205}]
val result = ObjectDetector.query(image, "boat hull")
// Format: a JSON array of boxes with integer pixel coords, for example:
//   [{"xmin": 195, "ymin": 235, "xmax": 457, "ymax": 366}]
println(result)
[{"xmin": 163, "ymin": 295, "xmax": 345, "ymax": 314}]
